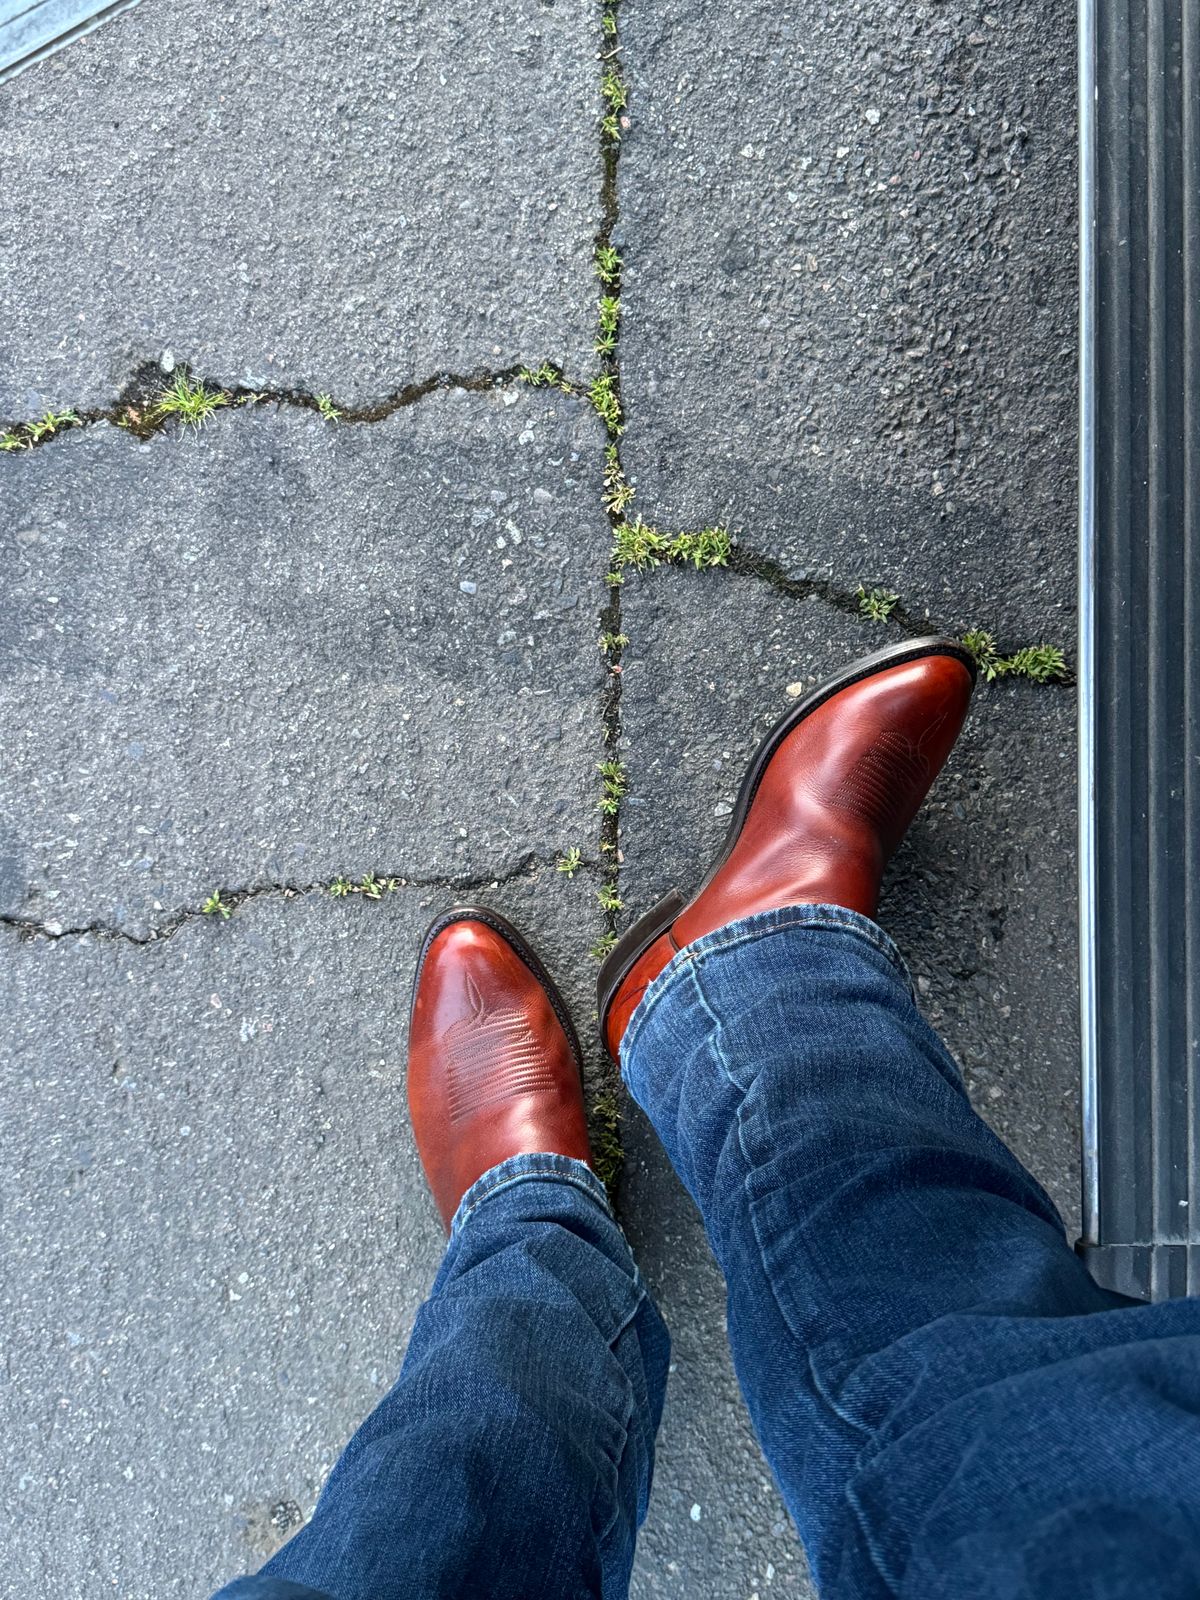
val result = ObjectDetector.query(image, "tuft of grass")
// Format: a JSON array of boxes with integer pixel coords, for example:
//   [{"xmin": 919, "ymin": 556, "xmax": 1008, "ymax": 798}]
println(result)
[
  {"xmin": 611, "ymin": 520, "xmax": 731, "ymax": 572},
  {"xmin": 602, "ymin": 443, "xmax": 635, "ymax": 516},
  {"xmin": 1, "ymin": 409, "xmax": 81, "ymax": 449},
  {"xmin": 557, "ymin": 847, "xmax": 583, "ymax": 877},
  {"xmin": 856, "ymin": 584, "xmax": 901, "ymax": 623},
  {"xmin": 1005, "ymin": 644, "xmax": 1070, "ymax": 682},
  {"xmin": 598, "ymin": 758, "xmax": 627, "ymax": 816},
  {"xmin": 153, "ymin": 372, "xmax": 229, "ymax": 431},
  {"xmin": 315, "ymin": 392, "xmax": 342, "ymax": 423},
  {"xmin": 590, "ymin": 931, "xmax": 618, "ymax": 959},
  {"xmin": 590, "ymin": 373, "xmax": 623, "ymax": 434},
  {"xmin": 27, "ymin": 408, "xmax": 80, "ymax": 443},
  {"xmin": 672, "ymin": 526, "xmax": 732, "ymax": 569},
  {"xmin": 327, "ymin": 872, "xmax": 398, "ymax": 900},
  {"xmin": 201, "ymin": 890, "xmax": 232, "ymax": 920},
  {"xmin": 519, "ymin": 362, "xmax": 564, "ymax": 389},
  {"xmin": 961, "ymin": 629, "xmax": 1069, "ymax": 684},
  {"xmin": 595, "ymin": 244, "xmax": 621, "ymax": 288},
  {"xmin": 612, "ymin": 519, "xmax": 670, "ymax": 569},
  {"xmin": 601, "ymin": 66, "xmax": 628, "ymax": 113}
]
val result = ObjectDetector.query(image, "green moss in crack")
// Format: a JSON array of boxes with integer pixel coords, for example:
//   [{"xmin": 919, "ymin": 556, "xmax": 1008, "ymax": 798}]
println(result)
[
  {"xmin": 590, "ymin": 931, "xmax": 618, "ymax": 959},
  {"xmin": 856, "ymin": 584, "xmax": 901, "ymax": 623},
  {"xmin": 315, "ymin": 393, "xmax": 342, "ymax": 423},
  {"xmin": 598, "ymin": 630, "xmax": 629, "ymax": 653},
  {"xmin": 154, "ymin": 372, "xmax": 229, "ymax": 431}
]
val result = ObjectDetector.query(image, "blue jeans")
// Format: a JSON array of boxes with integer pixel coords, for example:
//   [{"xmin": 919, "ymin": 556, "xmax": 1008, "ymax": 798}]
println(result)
[{"xmin": 215, "ymin": 908, "xmax": 1200, "ymax": 1599}]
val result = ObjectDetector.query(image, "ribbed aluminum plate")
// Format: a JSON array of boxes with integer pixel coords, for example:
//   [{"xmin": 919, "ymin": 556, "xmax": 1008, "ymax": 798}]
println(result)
[
  {"xmin": 0, "ymin": 0, "xmax": 143, "ymax": 83},
  {"xmin": 1079, "ymin": 0, "xmax": 1200, "ymax": 1301}
]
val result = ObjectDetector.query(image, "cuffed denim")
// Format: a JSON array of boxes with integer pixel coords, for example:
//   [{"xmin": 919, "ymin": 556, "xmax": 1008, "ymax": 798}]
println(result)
[{"xmin": 214, "ymin": 908, "xmax": 1200, "ymax": 1599}]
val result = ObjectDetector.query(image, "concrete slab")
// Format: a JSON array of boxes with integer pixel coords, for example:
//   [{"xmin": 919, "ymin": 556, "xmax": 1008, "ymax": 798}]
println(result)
[
  {"xmin": 0, "ymin": 0, "xmax": 600, "ymax": 414},
  {"xmin": 617, "ymin": 0, "xmax": 1076, "ymax": 644},
  {"xmin": 0, "ymin": 870, "xmax": 601, "ymax": 1598},
  {"xmin": 0, "ymin": 390, "xmax": 607, "ymax": 935}
]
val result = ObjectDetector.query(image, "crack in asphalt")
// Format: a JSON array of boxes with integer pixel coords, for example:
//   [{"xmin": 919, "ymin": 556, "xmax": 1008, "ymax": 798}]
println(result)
[
  {"xmin": 0, "ymin": 852, "xmax": 596, "ymax": 946},
  {"xmin": 0, "ymin": 361, "xmax": 593, "ymax": 449}
]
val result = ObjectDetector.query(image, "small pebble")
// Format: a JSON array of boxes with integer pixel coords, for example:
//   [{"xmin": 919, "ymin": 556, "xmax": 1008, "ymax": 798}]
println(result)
[
  {"xmin": 690, "ymin": 1503, "xmax": 702, "ymax": 1522},
  {"xmin": 459, "ymin": 580, "xmax": 477, "ymax": 596}
]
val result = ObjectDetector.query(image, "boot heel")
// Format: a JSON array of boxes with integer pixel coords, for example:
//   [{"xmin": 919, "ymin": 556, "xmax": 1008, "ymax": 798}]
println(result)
[{"xmin": 596, "ymin": 889, "xmax": 686, "ymax": 1025}]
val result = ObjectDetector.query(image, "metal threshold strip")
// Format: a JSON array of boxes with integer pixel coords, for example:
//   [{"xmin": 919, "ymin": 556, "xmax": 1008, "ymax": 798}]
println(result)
[
  {"xmin": 1079, "ymin": 0, "xmax": 1199, "ymax": 1300},
  {"xmin": 0, "ymin": 0, "xmax": 143, "ymax": 83}
]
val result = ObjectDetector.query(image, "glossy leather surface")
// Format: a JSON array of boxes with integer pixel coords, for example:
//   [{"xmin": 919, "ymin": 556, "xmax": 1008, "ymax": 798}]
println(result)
[
  {"xmin": 408, "ymin": 916, "xmax": 592, "ymax": 1229},
  {"xmin": 604, "ymin": 651, "xmax": 975, "ymax": 1058}
]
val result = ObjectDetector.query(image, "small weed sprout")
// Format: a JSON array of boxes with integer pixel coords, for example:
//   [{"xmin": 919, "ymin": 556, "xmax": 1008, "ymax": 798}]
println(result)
[
  {"xmin": 672, "ymin": 526, "xmax": 731, "ymax": 569},
  {"xmin": 595, "ymin": 244, "xmax": 621, "ymax": 287},
  {"xmin": 315, "ymin": 393, "xmax": 342, "ymax": 423},
  {"xmin": 0, "ymin": 430, "xmax": 27, "ymax": 451},
  {"xmin": 962, "ymin": 629, "xmax": 1069, "ymax": 684},
  {"xmin": 611, "ymin": 521, "xmax": 730, "ymax": 572},
  {"xmin": 519, "ymin": 362, "xmax": 562, "ymax": 389},
  {"xmin": 597, "ymin": 883, "xmax": 623, "ymax": 914},
  {"xmin": 602, "ymin": 444, "xmax": 635, "ymax": 516},
  {"xmin": 601, "ymin": 67, "xmax": 628, "ymax": 113},
  {"xmin": 27, "ymin": 408, "xmax": 80, "ymax": 442},
  {"xmin": 328, "ymin": 877, "xmax": 354, "ymax": 898},
  {"xmin": 595, "ymin": 294, "xmax": 621, "ymax": 356},
  {"xmin": 612, "ymin": 520, "xmax": 669, "ymax": 569},
  {"xmin": 856, "ymin": 585, "xmax": 900, "ymax": 623},
  {"xmin": 598, "ymin": 758, "xmax": 627, "ymax": 815},
  {"xmin": 154, "ymin": 372, "xmax": 229, "ymax": 431},
  {"xmin": 590, "ymin": 374, "xmax": 623, "ymax": 434},
  {"xmin": 201, "ymin": 890, "xmax": 232, "ymax": 920},
  {"xmin": 599, "ymin": 630, "xmax": 629, "ymax": 653},
  {"xmin": 590, "ymin": 931, "xmax": 618, "ymax": 959},
  {"xmin": 557, "ymin": 847, "xmax": 584, "ymax": 877}
]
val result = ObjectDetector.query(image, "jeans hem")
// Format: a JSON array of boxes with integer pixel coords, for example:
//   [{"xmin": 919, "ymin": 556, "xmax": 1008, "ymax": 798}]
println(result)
[
  {"xmin": 449, "ymin": 1152, "xmax": 612, "ymax": 1239},
  {"xmin": 621, "ymin": 903, "xmax": 913, "ymax": 1066}
]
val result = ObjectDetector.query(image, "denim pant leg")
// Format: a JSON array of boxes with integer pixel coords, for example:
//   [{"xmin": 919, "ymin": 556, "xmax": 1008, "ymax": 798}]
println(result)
[
  {"xmin": 212, "ymin": 1155, "xmax": 670, "ymax": 1600},
  {"xmin": 623, "ymin": 906, "xmax": 1200, "ymax": 1599}
]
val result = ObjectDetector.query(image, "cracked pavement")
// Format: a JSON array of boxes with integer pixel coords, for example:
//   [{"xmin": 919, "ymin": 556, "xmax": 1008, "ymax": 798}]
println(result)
[{"xmin": 0, "ymin": 1, "xmax": 1077, "ymax": 1596}]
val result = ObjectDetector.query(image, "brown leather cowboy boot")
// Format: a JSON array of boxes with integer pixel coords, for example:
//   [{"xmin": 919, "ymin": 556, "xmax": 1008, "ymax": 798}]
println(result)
[
  {"xmin": 408, "ymin": 908, "xmax": 592, "ymax": 1229},
  {"xmin": 598, "ymin": 638, "xmax": 977, "ymax": 1061}
]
